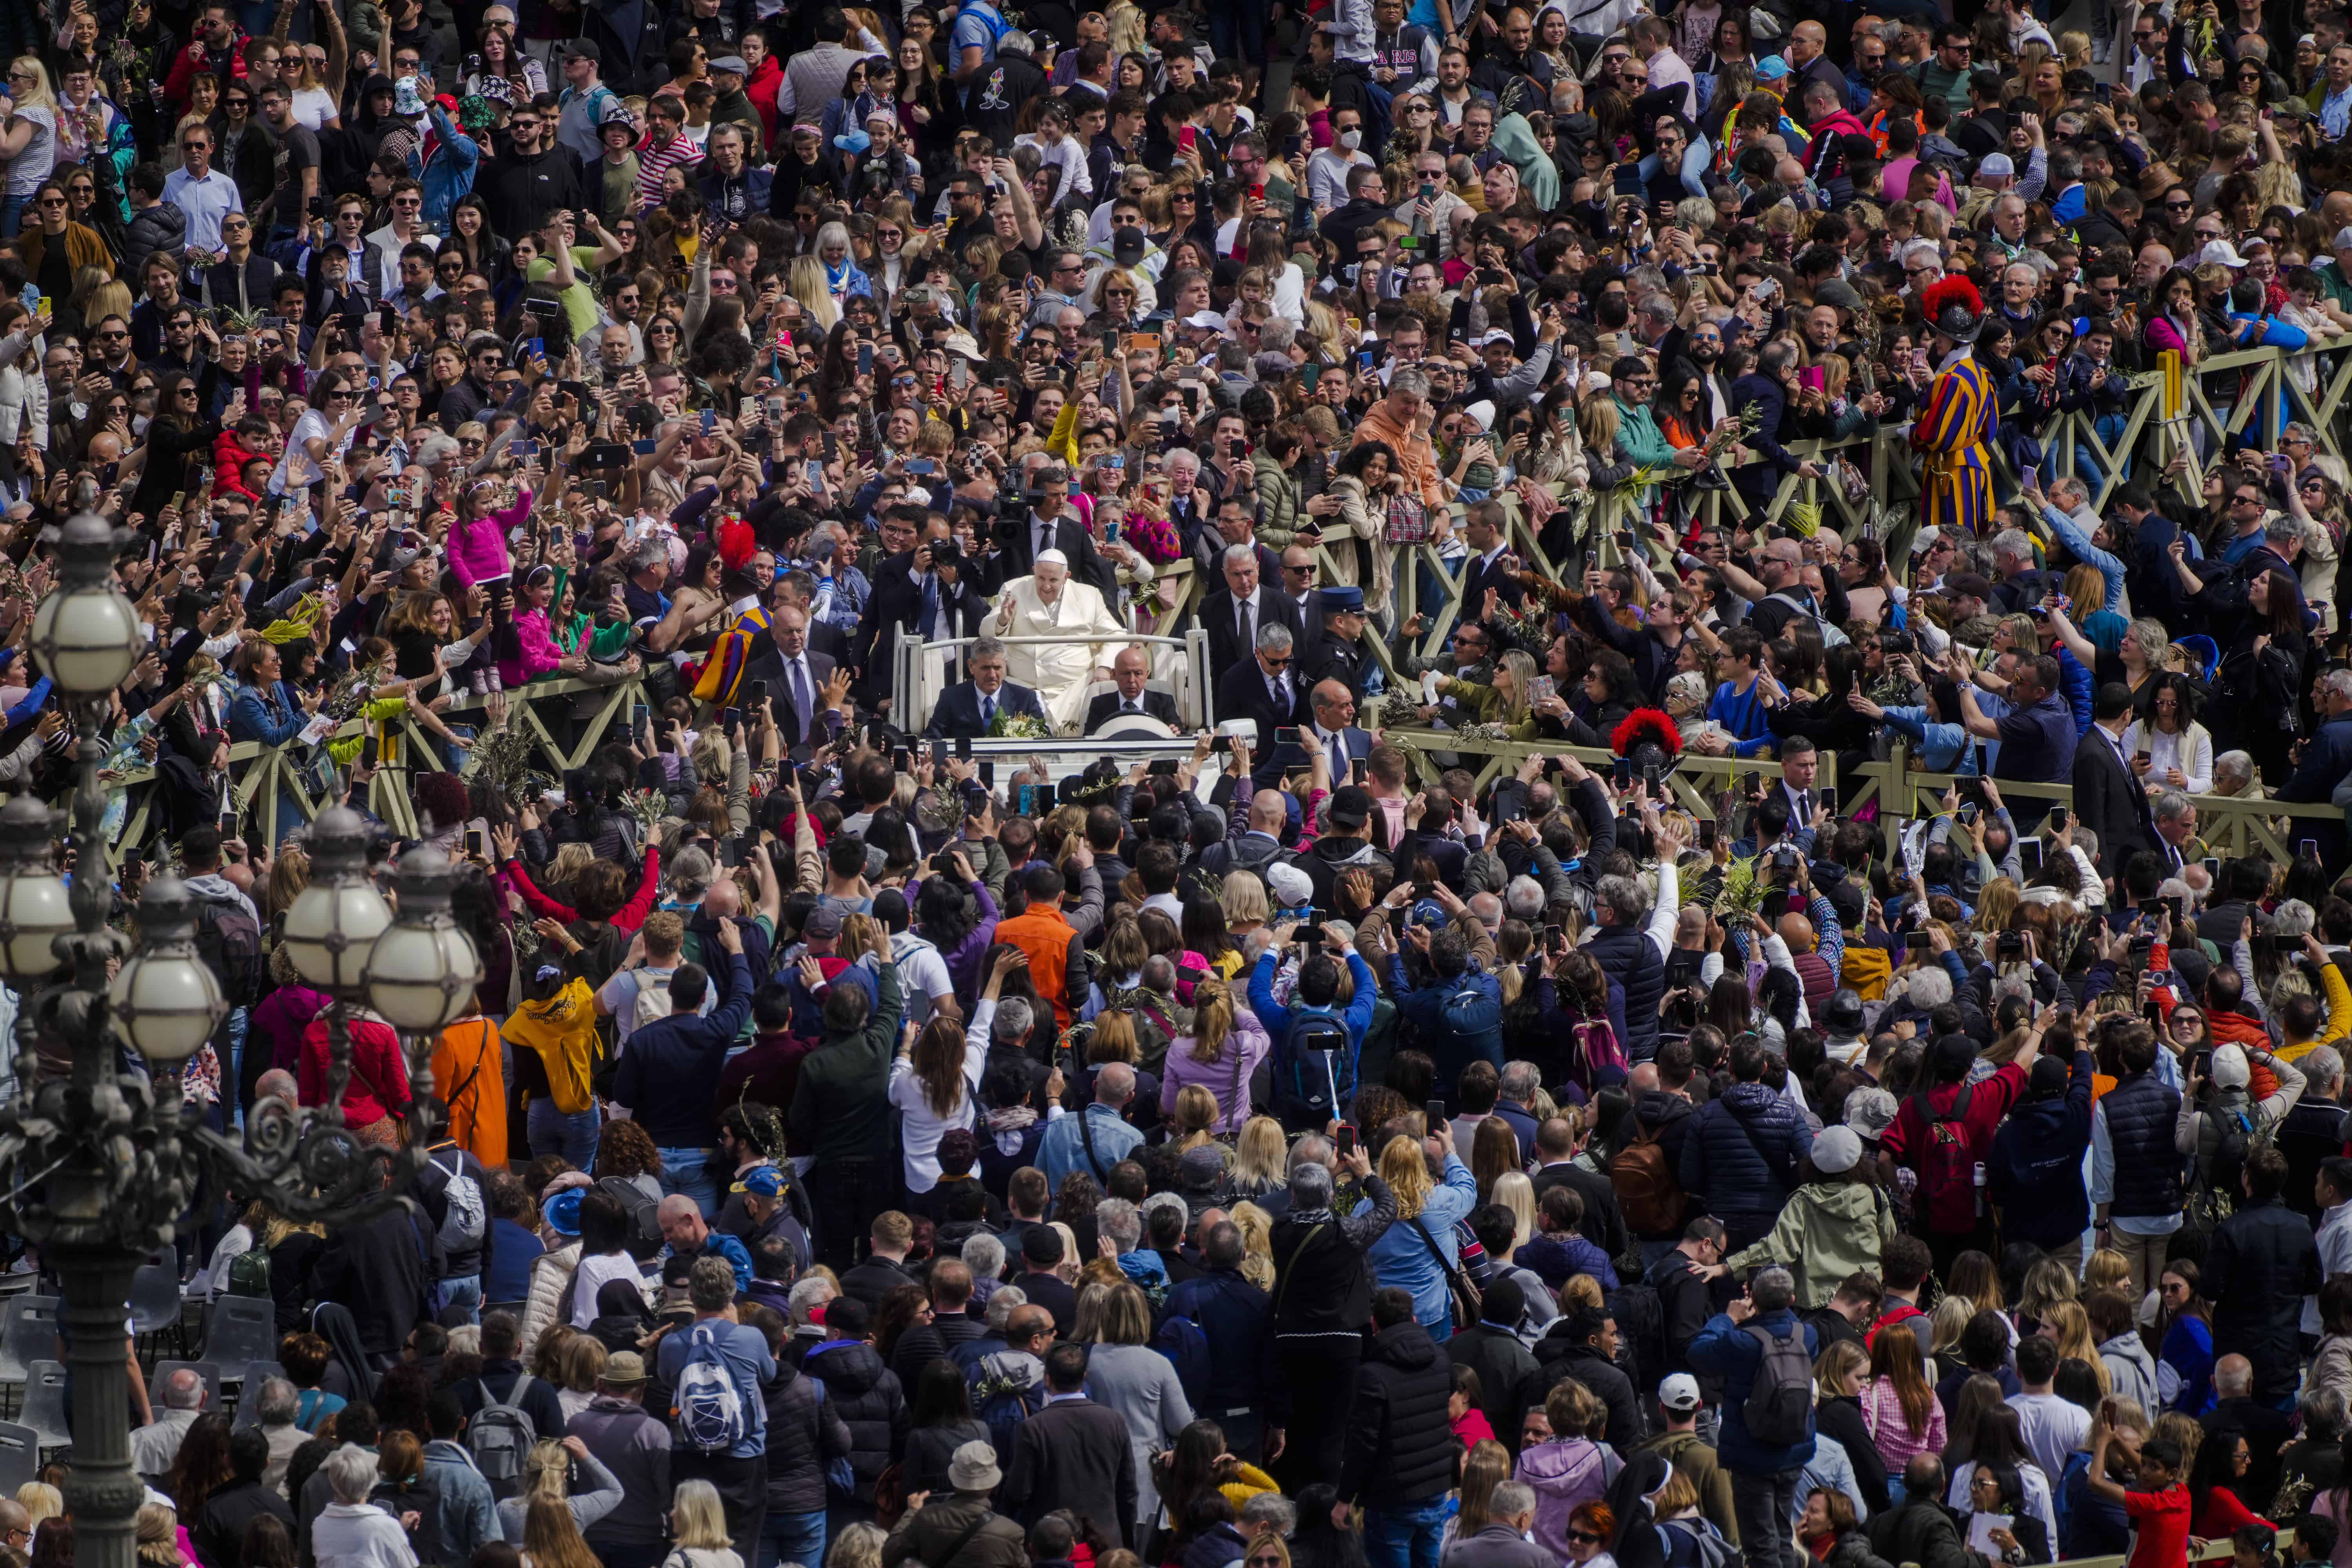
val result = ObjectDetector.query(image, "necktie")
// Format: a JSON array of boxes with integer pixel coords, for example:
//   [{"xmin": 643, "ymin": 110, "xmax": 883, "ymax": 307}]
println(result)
[
  {"xmin": 1797, "ymin": 790, "xmax": 1812, "ymax": 824},
  {"xmin": 1124, "ymin": 701, "xmax": 1140, "ymax": 714},
  {"xmin": 1269, "ymin": 674, "xmax": 1286, "ymax": 711},
  {"xmin": 790, "ymin": 658, "xmax": 813, "ymax": 745},
  {"xmin": 982, "ymin": 693, "xmax": 998, "ymax": 728},
  {"xmin": 918, "ymin": 575, "xmax": 939, "ymax": 637},
  {"xmin": 1237, "ymin": 598, "xmax": 1253, "ymax": 653},
  {"xmin": 1330, "ymin": 732, "xmax": 1347, "ymax": 778}
]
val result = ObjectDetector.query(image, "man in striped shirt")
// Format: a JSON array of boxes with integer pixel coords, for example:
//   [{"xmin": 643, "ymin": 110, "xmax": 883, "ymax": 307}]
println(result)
[{"xmin": 636, "ymin": 93, "xmax": 705, "ymax": 212}]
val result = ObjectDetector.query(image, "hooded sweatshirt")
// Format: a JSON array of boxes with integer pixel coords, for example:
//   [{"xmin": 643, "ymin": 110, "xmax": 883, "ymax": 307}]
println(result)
[
  {"xmin": 501, "ymin": 978, "xmax": 600, "ymax": 1115},
  {"xmin": 1722, "ymin": 1177, "xmax": 1895, "ymax": 1309}
]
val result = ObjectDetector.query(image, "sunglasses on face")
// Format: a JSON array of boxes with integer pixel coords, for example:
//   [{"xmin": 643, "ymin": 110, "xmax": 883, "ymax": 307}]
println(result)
[{"xmin": 1565, "ymin": 1533, "xmax": 1604, "ymax": 1546}]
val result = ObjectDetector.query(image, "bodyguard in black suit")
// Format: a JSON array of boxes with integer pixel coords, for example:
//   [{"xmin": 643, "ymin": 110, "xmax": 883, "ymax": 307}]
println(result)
[
  {"xmin": 1214, "ymin": 633, "xmax": 1309, "ymax": 756},
  {"xmin": 1728, "ymin": 343, "xmax": 1824, "ymax": 512},
  {"xmin": 925, "ymin": 676, "xmax": 1050, "ymax": 741},
  {"xmin": 2073, "ymin": 683, "xmax": 2158, "ymax": 888},
  {"xmin": 1199, "ymin": 552, "xmax": 1306, "ymax": 681},
  {"xmin": 997, "ymin": 468, "xmax": 1117, "ymax": 598},
  {"xmin": 851, "ymin": 534, "xmax": 986, "ymax": 705},
  {"xmin": 1456, "ymin": 501, "xmax": 1526, "ymax": 623}
]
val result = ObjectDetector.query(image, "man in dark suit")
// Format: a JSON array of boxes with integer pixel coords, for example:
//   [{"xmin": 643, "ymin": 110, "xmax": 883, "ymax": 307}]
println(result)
[
  {"xmin": 997, "ymin": 462, "xmax": 1117, "ymax": 598},
  {"xmin": 1456, "ymin": 500, "xmax": 1525, "ymax": 626},
  {"xmin": 774, "ymin": 570, "xmax": 853, "ymax": 666},
  {"xmin": 740, "ymin": 606, "xmax": 844, "ymax": 750},
  {"xmin": 1728, "ymin": 341, "xmax": 1824, "ymax": 514},
  {"xmin": 1528, "ymin": 1114, "xmax": 1632, "ymax": 1259},
  {"xmin": 2073, "ymin": 682, "xmax": 2158, "ymax": 889},
  {"xmin": 923, "ymin": 635, "xmax": 1050, "ymax": 741},
  {"xmin": 852, "ymin": 530, "xmax": 985, "ymax": 708},
  {"xmin": 1267, "ymin": 678, "xmax": 1374, "ymax": 784},
  {"xmin": 1000, "ymin": 1341, "xmax": 1140, "ymax": 1547},
  {"xmin": 1199, "ymin": 543, "xmax": 1303, "ymax": 679},
  {"xmin": 1084, "ymin": 645, "xmax": 1183, "ymax": 734},
  {"xmin": 1214, "ymin": 624, "xmax": 1308, "ymax": 768},
  {"xmin": 1277, "ymin": 543, "xmax": 1325, "ymax": 628}
]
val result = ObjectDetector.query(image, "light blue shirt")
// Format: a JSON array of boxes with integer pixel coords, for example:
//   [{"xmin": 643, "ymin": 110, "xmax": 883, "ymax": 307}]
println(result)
[
  {"xmin": 161, "ymin": 166, "xmax": 242, "ymax": 256},
  {"xmin": 1036, "ymin": 1101, "xmax": 1145, "ymax": 1189}
]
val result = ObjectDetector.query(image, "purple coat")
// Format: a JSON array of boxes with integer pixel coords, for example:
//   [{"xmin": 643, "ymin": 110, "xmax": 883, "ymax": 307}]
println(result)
[
  {"xmin": 251, "ymin": 983, "xmax": 332, "ymax": 1074},
  {"xmin": 1159, "ymin": 1009, "xmax": 1273, "ymax": 1133},
  {"xmin": 939, "ymin": 884, "xmax": 1002, "ymax": 1005}
]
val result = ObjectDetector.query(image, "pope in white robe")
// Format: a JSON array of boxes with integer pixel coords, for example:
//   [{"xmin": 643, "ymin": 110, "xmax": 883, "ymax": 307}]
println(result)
[{"xmin": 992, "ymin": 549, "xmax": 1129, "ymax": 732}]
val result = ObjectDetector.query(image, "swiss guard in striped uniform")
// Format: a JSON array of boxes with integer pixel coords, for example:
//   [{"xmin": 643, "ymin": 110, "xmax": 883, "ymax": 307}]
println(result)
[
  {"xmin": 1911, "ymin": 276, "xmax": 1998, "ymax": 538},
  {"xmin": 690, "ymin": 519, "xmax": 766, "ymax": 704}
]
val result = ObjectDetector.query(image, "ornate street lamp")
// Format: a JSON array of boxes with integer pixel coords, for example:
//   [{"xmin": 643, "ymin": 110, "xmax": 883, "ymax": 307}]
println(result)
[
  {"xmin": 0, "ymin": 793, "xmax": 71, "ymax": 987},
  {"xmin": 106, "ymin": 880, "xmax": 226, "ymax": 1066},
  {"xmin": 279, "ymin": 808, "xmax": 392, "ymax": 995},
  {"xmin": 0, "ymin": 516, "xmax": 460, "ymax": 1568},
  {"xmin": 365, "ymin": 843, "xmax": 481, "ymax": 1035}
]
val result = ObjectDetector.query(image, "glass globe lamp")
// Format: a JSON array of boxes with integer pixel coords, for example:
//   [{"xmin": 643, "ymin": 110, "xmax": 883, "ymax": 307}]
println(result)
[
  {"xmin": 29, "ymin": 514, "xmax": 143, "ymax": 696},
  {"xmin": 0, "ymin": 793, "xmax": 70, "ymax": 983},
  {"xmin": 365, "ymin": 843, "xmax": 480, "ymax": 1033},
  {"xmin": 109, "ymin": 877, "xmax": 227, "ymax": 1063},
  {"xmin": 280, "ymin": 807, "xmax": 391, "ymax": 995}
]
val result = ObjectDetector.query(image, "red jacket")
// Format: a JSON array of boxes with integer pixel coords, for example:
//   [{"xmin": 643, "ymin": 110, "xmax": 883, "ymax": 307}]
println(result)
[
  {"xmin": 162, "ymin": 36, "xmax": 249, "ymax": 114},
  {"xmin": 1878, "ymin": 1061, "xmax": 2028, "ymax": 1170},
  {"xmin": 1803, "ymin": 109, "xmax": 1871, "ymax": 180}
]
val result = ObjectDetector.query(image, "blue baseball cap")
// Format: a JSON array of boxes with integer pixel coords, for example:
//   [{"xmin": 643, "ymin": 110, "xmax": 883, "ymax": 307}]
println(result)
[
  {"xmin": 1755, "ymin": 54, "xmax": 1791, "ymax": 79},
  {"xmin": 742, "ymin": 1167, "xmax": 786, "ymax": 1198}
]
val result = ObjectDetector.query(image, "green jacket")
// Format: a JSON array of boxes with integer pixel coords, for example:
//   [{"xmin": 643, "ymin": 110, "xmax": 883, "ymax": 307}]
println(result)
[
  {"xmin": 1723, "ymin": 1176, "xmax": 1895, "ymax": 1309},
  {"xmin": 786, "ymin": 961, "xmax": 904, "ymax": 1163},
  {"xmin": 1257, "ymin": 460, "xmax": 1303, "ymax": 548},
  {"xmin": 1437, "ymin": 677, "xmax": 1541, "ymax": 741},
  {"xmin": 549, "ymin": 568, "xmax": 636, "ymax": 660},
  {"xmin": 1613, "ymin": 395, "xmax": 1680, "ymax": 468}
]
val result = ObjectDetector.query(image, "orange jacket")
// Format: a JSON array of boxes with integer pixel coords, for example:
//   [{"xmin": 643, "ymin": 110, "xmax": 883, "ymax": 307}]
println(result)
[
  {"xmin": 996, "ymin": 905, "xmax": 1083, "ymax": 1030},
  {"xmin": 430, "ymin": 1016, "xmax": 508, "ymax": 1169}
]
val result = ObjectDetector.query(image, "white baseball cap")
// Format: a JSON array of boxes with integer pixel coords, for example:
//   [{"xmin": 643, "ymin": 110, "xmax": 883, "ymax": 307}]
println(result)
[{"xmin": 1659, "ymin": 1373, "xmax": 1702, "ymax": 1412}]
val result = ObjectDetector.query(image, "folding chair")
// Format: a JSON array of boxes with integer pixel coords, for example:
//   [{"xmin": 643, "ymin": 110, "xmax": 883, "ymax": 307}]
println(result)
[
  {"xmin": 0, "ymin": 1298, "xmax": 59, "ymax": 1384},
  {"xmin": 0, "ymin": 1423, "xmax": 34, "ymax": 1494},
  {"xmin": 14, "ymin": 1362, "xmax": 65, "ymax": 1449},
  {"xmin": 201, "ymin": 1296, "xmax": 276, "ymax": 1369}
]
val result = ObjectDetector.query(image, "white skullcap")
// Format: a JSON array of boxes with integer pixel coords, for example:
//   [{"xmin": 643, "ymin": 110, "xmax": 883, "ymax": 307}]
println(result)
[{"xmin": 1036, "ymin": 549, "xmax": 1069, "ymax": 568}]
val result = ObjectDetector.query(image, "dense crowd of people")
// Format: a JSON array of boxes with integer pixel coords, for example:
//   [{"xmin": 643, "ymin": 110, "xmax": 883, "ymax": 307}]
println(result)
[{"xmin": 17, "ymin": 0, "xmax": 2352, "ymax": 1568}]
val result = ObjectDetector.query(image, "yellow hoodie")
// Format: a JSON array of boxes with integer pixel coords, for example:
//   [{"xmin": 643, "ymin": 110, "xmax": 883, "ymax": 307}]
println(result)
[{"xmin": 501, "ymin": 978, "xmax": 601, "ymax": 1116}]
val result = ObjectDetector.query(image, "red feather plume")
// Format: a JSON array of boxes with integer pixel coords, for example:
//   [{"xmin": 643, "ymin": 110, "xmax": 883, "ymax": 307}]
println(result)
[
  {"xmin": 1919, "ymin": 275, "xmax": 1982, "ymax": 321},
  {"xmin": 1610, "ymin": 707, "xmax": 1683, "ymax": 759},
  {"xmin": 716, "ymin": 517, "xmax": 756, "ymax": 572}
]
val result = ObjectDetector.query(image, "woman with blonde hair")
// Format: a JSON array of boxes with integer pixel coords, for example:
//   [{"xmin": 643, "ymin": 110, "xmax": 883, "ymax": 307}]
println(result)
[
  {"xmin": 785, "ymin": 255, "xmax": 840, "ymax": 331},
  {"xmin": 555, "ymin": 1336, "xmax": 607, "ymax": 1420},
  {"xmin": 1168, "ymin": 1085, "xmax": 1221, "ymax": 1154},
  {"xmin": 1492, "ymin": 1171, "xmax": 1537, "ymax": 1253},
  {"xmin": 1089, "ymin": 265, "xmax": 1146, "ymax": 325},
  {"xmin": 1228, "ymin": 1200, "xmax": 1278, "ymax": 1291},
  {"xmin": 1222, "ymin": 871, "xmax": 1269, "ymax": 944},
  {"xmin": 2041, "ymin": 1300, "xmax": 2111, "ymax": 1395},
  {"xmin": 495, "ymin": 1436, "xmax": 625, "ymax": 1544},
  {"xmin": 1228, "ymin": 1119, "xmax": 1287, "ymax": 1203},
  {"xmin": 521, "ymin": 1495, "xmax": 599, "ymax": 1568},
  {"xmin": 2017, "ymin": 1257, "xmax": 2078, "ymax": 1325},
  {"xmin": 663, "ymin": 1479, "xmax": 740, "ymax": 1568},
  {"xmin": 0, "ymin": 59, "xmax": 60, "ymax": 237},
  {"xmin": 1358, "ymin": 1124, "xmax": 1478, "ymax": 1339},
  {"xmin": 15, "ymin": 1483, "xmax": 59, "ymax": 1532},
  {"xmin": 1161, "ymin": 975, "xmax": 1271, "ymax": 1134}
]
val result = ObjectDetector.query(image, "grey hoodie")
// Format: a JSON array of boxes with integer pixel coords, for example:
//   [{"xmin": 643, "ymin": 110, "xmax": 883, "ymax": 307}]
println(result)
[{"xmin": 2097, "ymin": 1330, "xmax": 2160, "ymax": 1417}]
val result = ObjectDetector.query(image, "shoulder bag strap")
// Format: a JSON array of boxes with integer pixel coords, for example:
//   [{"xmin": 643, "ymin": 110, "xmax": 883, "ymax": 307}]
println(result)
[
  {"xmin": 1076, "ymin": 1102, "xmax": 1107, "ymax": 1181},
  {"xmin": 1408, "ymin": 1214, "xmax": 1474, "ymax": 1298},
  {"xmin": 934, "ymin": 1508, "xmax": 997, "ymax": 1568},
  {"xmin": 1272, "ymin": 1222, "xmax": 1330, "ymax": 1316}
]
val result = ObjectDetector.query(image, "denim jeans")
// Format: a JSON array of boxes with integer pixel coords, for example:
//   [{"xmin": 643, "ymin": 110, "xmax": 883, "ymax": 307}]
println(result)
[
  {"xmin": 1733, "ymin": 1468, "xmax": 1803, "ymax": 1568},
  {"xmin": 0, "ymin": 194, "xmax": 26, "ymax": 241},
  {"xmin": 527, "ymin": 1098, "xmax": 600, "ymax": 1169},
  {"xmin": 1361, "ymin": 1496, "xmax": 1450, "ymax": 1568},
  {"xmin": 757, "ymin": 1508, "xmax": 827, "ymax": 1568},
  {"xmin": 435, "ymin": 1272, "xmax": 483, "ymax": 1325},
  {"xmin": 660, "ymin": 1145, "xmax": 721, "ymax": 1218}
]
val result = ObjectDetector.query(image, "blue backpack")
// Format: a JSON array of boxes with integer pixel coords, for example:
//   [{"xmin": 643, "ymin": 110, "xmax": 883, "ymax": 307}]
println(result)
[
  {"xmin": 1273, "ymin": 1007, "xmax": 1353, "ymax": 1129},
  {"xmin": 672, "ymin": 1325, "xmax": 748, "ymax": 1455},
  {"xmin": 1151, "ymin": 1312, "xmax": 1211, "ymax": 1409}
]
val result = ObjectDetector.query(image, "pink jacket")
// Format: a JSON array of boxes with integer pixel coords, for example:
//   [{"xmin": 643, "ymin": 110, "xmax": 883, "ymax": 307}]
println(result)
[
  {"xmin": 497, "ymin": 605, "xmax": 567, "ymax": 687},
  {"xmin": 447, "ymin": 488, "xmax": 531, "ymax": 588}
]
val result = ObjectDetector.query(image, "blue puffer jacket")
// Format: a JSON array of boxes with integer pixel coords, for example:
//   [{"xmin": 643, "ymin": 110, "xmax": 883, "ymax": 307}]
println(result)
[
  {"xmin": 1678, "ymin": 1082, "xmax": 1814, "ymax": 1222},
  {"xmin": 1688, "ymin": 1308, "xmax": 1819, "ymax": 1475}
]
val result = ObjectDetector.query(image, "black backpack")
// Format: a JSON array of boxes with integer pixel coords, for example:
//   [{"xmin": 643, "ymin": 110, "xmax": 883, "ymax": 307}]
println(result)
[
  {"xmin": 192, "ymin": 890, "xmax": 263, "ymax": 1011},
  {"xmin": 597, "ymin": 1176, "xmax": 665, "ymax": 1260}
]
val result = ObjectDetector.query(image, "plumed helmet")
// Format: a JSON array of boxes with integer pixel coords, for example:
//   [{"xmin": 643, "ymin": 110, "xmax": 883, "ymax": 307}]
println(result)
[{"xmin": 1921, "ymin": 276, "xmax": 1985, "ymax": 344}]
